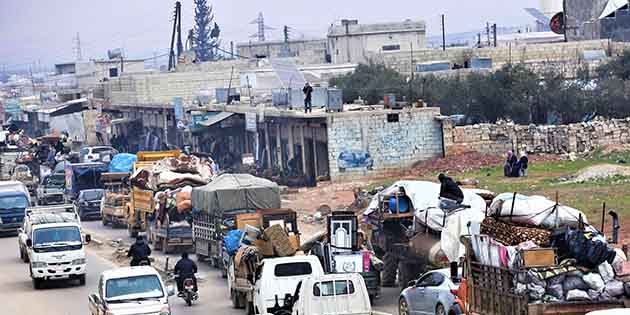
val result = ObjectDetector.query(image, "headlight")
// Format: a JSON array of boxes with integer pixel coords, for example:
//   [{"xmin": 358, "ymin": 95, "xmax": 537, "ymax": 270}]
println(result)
[
  {"xmin": 72, "ymin": 258, "xmax": 86, "ymax": 265},
  {"xmin": 31, "ymin": 262, "xmax": 47, "ymax": 268}
]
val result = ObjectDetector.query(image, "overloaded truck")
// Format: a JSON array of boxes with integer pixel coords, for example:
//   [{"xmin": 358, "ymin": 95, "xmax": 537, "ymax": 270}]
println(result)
[
  {"xmin": 125, "ymin": 150, "xmax": 181, "ymax": 237},
  {"xmin": 304, "ymin": 211, "xmax": 382, "ymax": 301},
  {"xmin": 191, "ymin": 174, "xmax": 281, "ymax": 271},
  {"xmin": 363, "ymin": 181, "xmax": 487, "ymax": 288},
  {"xmin": 100, "ymin": 172, "xmax": 130, "ymax": 227}
]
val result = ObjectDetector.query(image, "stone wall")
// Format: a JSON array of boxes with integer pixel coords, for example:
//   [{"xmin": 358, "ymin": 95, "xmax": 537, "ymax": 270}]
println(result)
[
  {"xmin": 327, "ymin": 107, "xmax": 443, "ymax": 181},
  {"xmin": 443, "ymin": 118, "xmax": 630, "ymax": 155}
]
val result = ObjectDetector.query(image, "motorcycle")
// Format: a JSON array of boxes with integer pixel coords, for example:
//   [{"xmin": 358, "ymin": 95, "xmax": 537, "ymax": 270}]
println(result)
[{"xmin": 180, "ymin": 277, "xmax": 198, "ymax": 306}]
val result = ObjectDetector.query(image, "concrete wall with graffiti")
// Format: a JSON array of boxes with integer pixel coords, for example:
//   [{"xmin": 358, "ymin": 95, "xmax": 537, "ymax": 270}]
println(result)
[{"xmin": 326, "ymin": 107, "xmax": 443, "ymax": 181}]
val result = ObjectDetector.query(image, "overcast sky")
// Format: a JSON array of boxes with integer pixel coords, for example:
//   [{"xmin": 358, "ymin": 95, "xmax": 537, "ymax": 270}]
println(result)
[{"xmin": 1, "ymin": 0, "xmax": 539, "ymax": 70}]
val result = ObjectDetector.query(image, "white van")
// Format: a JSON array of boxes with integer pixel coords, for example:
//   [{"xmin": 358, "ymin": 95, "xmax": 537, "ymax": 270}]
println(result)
[
  {"xmin": 287, "ymin": 273, "xmax": 372, "ymax": 315},
  {"xmin": 89, "ymin": 266, "xmax": 175, "ymax": 315},
  {"xmin": 18, "ymin": 205, "xmax": 90, "ymax": 289}
]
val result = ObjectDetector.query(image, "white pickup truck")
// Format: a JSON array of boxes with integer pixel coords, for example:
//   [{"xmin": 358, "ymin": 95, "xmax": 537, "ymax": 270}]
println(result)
[
  {"xmin": 88, "ymin": 266, "xmax": 175, "ymax": 315},
  {"xmin": 229, "ymin": 255, "xmax": 325, "ymax": 315},
  {"xmin": 266, "ymin": 273, "xmax": 373, "ymax": 315},
  {"xmin": 18, "ymin": 205, "xmax": 91, "ymax": 289}
]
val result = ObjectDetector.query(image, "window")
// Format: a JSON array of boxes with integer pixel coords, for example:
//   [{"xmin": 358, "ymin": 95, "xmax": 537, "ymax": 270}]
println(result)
[
  {"xmin": 274, "ymin": 262, "xmax": 312, "ymax": 277},
  {"xmin": 33, "ymin": 226, "xmax": 82, "ymax": 246},
  {"xmin": 0, "ymin": 195, "xmax": 29, "ymax": 209},
  {"xmin": 313, "ymin": 280, "xmax": 355, "ymax": 296},
  {"xmin": 92, "ymin": 147, "xmax": 114, "ymax": 154},
  {"xmin": 417, "ymin": 272, "xmax": 446, "ymax": 287},
  {"xmin": 105, "ymin": 275, "xmax": 164, "ymax": 300},
  {"xmin": 387, "ymin": 113, "xmax": 399, "ymax": 123},
  {"xmin": 109, "ymin": 68, "xmax": 118, "ymax": 77},
  {"xmin": 382, "ymin": 44, "xmax": 401, "ymax": 51}
]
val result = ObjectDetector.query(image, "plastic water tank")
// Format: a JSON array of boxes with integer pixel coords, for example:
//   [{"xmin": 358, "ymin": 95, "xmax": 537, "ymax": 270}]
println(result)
[{"xmin": 388, "ymin": 197, "xmax": 410, "ymax": 213}]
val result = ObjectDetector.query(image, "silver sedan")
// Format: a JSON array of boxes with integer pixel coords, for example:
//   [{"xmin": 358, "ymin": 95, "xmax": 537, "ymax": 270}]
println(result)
[{"xmin": 399, "ymin": 268, "xmax": 463, "ymax": 315}]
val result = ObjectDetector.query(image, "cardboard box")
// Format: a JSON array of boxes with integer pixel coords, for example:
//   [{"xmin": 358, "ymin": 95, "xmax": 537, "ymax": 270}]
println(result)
[
  {"xmin": 237, "ymin": 212, "xmax": 261, "ymax": 230},
  {"xmin": 264, "ymin": 224, "xmax": 296, "ymax": 257},
  {"xmin": 288, "ymin": 234, "xmax": 301, "ymax": 252},
  {"xmin": 253, "ymin": 239, "xmax": 274, "ymax": 257},
  {"xmin": 521, "ymin": 248, "xmax": 556, "ymax": 267}
]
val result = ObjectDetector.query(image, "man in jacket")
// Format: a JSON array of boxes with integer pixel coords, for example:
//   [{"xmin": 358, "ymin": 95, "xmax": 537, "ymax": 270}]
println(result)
[
  {"xmin": 174, "ymin": 252, "xmax": 198, "ymax": 295},
  {"xmin": 127, "ymin": 235, "xmax": 151, "ymax": 266},
  {"xmin": 303, "ymin": 82, "xmax": 313, "ymax": 113}
]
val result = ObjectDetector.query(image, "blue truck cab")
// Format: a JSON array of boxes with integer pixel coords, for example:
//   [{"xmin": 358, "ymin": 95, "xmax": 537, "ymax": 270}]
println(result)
[{"xmin": 0, "ymin": 182, "xmax": 32, "ymax": 233}]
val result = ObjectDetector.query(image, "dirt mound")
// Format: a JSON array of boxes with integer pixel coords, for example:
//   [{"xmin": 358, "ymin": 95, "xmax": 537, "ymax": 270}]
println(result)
[
  {"xmin": 412, "ymin": 150, "xmax": 559, "ymax": 176},
  {"xmin": 568, "ymin": 164, "xmax": 630, "ymax": 183}
]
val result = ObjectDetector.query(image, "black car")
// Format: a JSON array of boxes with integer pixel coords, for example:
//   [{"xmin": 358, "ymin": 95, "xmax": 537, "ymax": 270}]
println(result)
[{"xmin": 74, "ymin": 189, "xmax": 104, "ymax": 220}]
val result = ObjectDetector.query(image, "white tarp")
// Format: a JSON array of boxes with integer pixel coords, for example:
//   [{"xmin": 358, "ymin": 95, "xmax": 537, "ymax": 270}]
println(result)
[
  {"xmin": 364, "ymin": 180, "xmax": 487, "ymax": 262},
  {"xmin": 599, "ymin": 0, "xmax": 628, "ymax": 19},
  {"xmin": 488, "ymin": 193, "xmax": 589, "ymax": 229},
  {"xmin": 49, "ymin": 112, "xmax": 85, "ymax": 142}
]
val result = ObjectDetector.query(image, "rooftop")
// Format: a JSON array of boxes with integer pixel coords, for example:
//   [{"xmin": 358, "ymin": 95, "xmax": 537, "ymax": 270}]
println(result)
[
  {"xmin": 328, "ymin": 19, "xmax": 426, "ymax": 37},
  {"xmin": 237, "ymin": 38, "xmax": 327, "ymax": 48}
]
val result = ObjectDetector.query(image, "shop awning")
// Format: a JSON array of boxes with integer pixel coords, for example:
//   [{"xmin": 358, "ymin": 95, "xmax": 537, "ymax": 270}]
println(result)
[
  {"xmin": 600, "ymin": 0, "xmax": 628, "ymax": 19},
  {"xmin": 197, "ymin": 112, "xmax": 235, "ymax": 127}
]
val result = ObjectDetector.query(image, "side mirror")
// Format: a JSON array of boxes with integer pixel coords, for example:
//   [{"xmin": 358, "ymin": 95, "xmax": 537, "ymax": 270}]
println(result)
[
  {"xmin": 89, "ymin": 293, "xmax": 101, "ymax": 305},
  {"xmin": 407, "ymin": 280, "xmax": 417, "ymax": 288},
  {"xmin": 85, "ymin": 234, "xmax": 92, "ymax": 244},
  {"xmin": 26, "ymin": 239, "xmax": 32, "ymax": 248},
  {"xmin": 166, "ymin": 284, "xmax": 176, "ymax": 297}
]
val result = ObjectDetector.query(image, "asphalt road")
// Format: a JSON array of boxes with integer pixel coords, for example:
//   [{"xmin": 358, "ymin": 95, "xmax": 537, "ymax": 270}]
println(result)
[{"xmin": 0, "ymin": 234, "xmax": 241, "ymax": 315}]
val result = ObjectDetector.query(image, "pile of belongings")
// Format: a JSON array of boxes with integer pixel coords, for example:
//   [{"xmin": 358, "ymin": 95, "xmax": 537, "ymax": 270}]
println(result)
[
  {"xmin": 153, "ymin": 186, "xmax": 193, "ymax": 226},
  {"xmin": 471, "ymin": 193, "xmax": 630, "ymax": 304},
  {"xmin": 363, "ymin": 181, "xmax": 488, "ymax": 262},
  {"xmin": 130, "ymin": 154, "xmax": 214, "ymax": 190}
]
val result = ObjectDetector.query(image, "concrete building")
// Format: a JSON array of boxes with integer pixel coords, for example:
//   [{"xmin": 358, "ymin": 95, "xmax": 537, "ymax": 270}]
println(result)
[
  {"xmin": 327, "ymin": 19, "xmax": 426, "ymax": 64},
  {"xmin": 237, "ymin": 39, "xmax": 329, "ymax": 64},
  {"xmin": 188, "ymin": 105, "xmax": 443, "ymax": 184}
]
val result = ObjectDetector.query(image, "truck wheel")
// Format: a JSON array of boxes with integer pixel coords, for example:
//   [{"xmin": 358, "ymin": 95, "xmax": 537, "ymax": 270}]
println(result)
[
  {"xmin": 231, "ymin": 290, "xmax": 244, "ymax": 309},
  {"xmin": 78, "ymin": 274, "xmax": 86, "ymax": 286},
  {"xmin": 32, "ymin": 278, "xmax": 43, "ymax": 290},
  {"xmin": 162, "ymin": 238, "xmax": 171, "ymax": 254},
  {"xmin": 245, "ymin": 301, "xmax": 254, "ymax": 315},
  {"xmin": 128, "ymin": 225, "xmax": 137, "ymax": 238},
  {"xmin": 381, "ymin": 253, "xmax": 398, "ymax": 287},
  {"xmin": 102, "ymin": 216, "xmax": 108, "ymax": 226}
]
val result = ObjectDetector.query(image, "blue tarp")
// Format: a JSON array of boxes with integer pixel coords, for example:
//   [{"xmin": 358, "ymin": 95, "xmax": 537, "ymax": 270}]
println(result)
[
  {"xmin": 224, "ymin": 229, "xmax": 243, "ymax": 256},
  {"xmin": 108, "ymin": 153, "xmax": 137, "ymax": 173}
]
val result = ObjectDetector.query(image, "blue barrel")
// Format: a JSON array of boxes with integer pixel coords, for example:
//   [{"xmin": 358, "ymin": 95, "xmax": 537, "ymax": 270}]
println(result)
[{"xmin": 388, "ymin": 197, "xmax": 409, "ymax": 213}]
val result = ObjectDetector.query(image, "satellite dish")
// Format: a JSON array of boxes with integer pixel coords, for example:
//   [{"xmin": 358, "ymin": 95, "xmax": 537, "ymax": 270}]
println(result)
[
  {"xmin": 550, "ymin": 12, "xmax": 565, "ymax": 35},
  {"xmin": 107, "ymin": 48, "xmax": 123, "ymax": 60}
]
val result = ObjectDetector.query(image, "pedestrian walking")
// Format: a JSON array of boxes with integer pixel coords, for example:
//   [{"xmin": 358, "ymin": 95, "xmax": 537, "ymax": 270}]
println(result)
[{"xmin": 303, "ymin": 82, "xmax": 313, "ymax": 113}]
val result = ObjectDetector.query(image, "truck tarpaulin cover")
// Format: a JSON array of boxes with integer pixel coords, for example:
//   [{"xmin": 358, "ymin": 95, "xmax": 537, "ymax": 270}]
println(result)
[
  {"xmin": 489, "ymin": 193, "xmax": 589, "ymax": 229},
  {"xmin": 191, "ymin": 174, "xmax": 280, "ymax": 214},
  {"xmin": 108, "ymin": 153, "xmax": 137, "ymax": 173}
]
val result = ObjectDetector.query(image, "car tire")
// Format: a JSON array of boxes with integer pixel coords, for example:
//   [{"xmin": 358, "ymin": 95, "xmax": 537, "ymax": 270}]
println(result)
[
  {"xmin": 398, "ymin": 298, "xmax": 410, "ymax": 315},
  {"xmin": 78, "ymin": 274, "xmax": 86, "ymax": 286},
  {"xmin": 436, "ymin": 303, "xmax": 446, "ymax": 315},
  {"xmin": 102, "ymin": 216, "xmax": 108, "ymax": 226}
]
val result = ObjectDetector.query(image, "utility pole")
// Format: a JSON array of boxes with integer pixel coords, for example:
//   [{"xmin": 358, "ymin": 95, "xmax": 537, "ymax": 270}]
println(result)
[
  {"xmin": 168, "ymin": 1, "xmax": 178, "ymax": 70},
  {"xmin": 250, "ymin": 12, "xmax": 274, "ymax": 42},
  {"xmin": 441, "ymin": 14, "xmax": 446, "ymax": 51},
  {"xmin": 176, "ymin": 1, "xmax": 183, "ymax": 58},
  {"xmin": 493, "ymin": 23, "xmax": 498, "ymax": 47},
  {"xmin": 284, "ymin": 25, "xmax": 290, "ymax": 43}
]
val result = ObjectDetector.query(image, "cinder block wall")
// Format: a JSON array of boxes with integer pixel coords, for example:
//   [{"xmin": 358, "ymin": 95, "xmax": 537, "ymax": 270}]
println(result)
[{"xmin": 326, "ymin": 108, "xmax": 443, "ymax": 182}]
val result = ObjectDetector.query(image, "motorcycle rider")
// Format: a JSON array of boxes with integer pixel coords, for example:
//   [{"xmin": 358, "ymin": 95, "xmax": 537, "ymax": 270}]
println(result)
[
  {"xmin": 127, "ymin": 235, "xmax": 151, "ymax": 266},
  {"xmin": 174, "ymin": 252, "xmax": 198, "ymax": 296}
]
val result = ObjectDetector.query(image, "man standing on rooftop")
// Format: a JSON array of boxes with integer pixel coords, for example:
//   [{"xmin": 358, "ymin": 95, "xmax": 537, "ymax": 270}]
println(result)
[{"xmin": 303, "ymin": 82, "xmax": 313, "ymax": 114}]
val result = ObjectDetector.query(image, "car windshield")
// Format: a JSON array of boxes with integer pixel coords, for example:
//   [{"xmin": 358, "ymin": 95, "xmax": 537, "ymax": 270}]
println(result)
[
  {"xmin": 105, "ymin": 275, "xmax": 164, "ymax": 301},
  {"xmin": 33, "ymin": 226, "xmax": 82, "ymax": 246},
  {"xmin": 0, "ymin": 195, "xmax": 29, "ymax": 209},
  {"xmin": 81, "ymin": 190, "xmax": 103, "ymax": 200},
  {"xmin": 46, "ymin": 175, "xmax": 65, "ymax": 187},
  {"xmin": 92, "ymin": 147, "xmax": 113, "ymax": 154}
]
